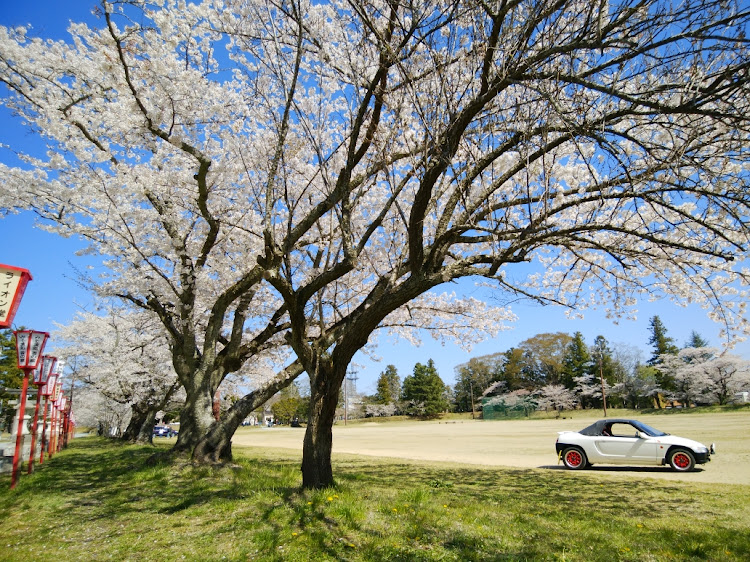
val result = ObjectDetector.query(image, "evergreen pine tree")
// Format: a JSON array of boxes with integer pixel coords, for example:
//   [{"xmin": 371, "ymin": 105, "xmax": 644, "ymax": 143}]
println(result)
[
  {"xmin": 374, "ymin": 365, "xmax": 400, "ymax": 404},
  {"xmin": 647, "ymin": 316, "xmax": 679, "ymax": 364},
  {"xmin": 647, "ymin": 315, "xmax": 680, "ymax": 400},
  {"xmin": 401, "ymin": 359, "xmax": 448, "ymax": 416},
  {"xmin": 591, "ymin": 335, "xmax": 617, "ymax": 385},
  {"xmin": 561, "ymin": 332, "xmax": 591, "ymax": 389},
  {"xmin": 685, "ymin": 330, "xmax": 710, "ymax": 349}
]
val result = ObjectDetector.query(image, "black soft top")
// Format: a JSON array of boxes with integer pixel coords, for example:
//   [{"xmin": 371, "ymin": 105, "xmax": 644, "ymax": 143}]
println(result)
[
  {"xmin": 579, "ymin": 419, "xmax": 632, "ymax": 436},
  {"xmin": 577, "ymin": 419, "xmax": 667, "ymax": 437}
]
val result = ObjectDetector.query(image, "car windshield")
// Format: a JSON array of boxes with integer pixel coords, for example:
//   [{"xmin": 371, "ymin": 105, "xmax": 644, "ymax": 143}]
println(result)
[{"xmin": 630, "ymin": 420, "xmax": 668, "ymax": 437}]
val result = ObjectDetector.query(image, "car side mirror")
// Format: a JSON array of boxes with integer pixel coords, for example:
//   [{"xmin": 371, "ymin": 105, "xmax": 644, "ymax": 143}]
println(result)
[{"xmin": 635, "ymin": 431, "xmax": 644, "ymax": 439}]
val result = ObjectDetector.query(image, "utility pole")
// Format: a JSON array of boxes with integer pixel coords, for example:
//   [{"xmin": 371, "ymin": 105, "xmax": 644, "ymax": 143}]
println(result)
[
  {"xmin": 469, "ymin": 378, "xmax": 476, "ymax": 420},
  {"xmin": 598, "ymin": 353, "xmax": 608, "ymax": 418}
]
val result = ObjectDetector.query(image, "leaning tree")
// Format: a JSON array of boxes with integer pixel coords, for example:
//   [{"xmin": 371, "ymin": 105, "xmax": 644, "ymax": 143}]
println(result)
[
  {"xmin": 3, "ymin": 0, "xmax": 750, "ymax": 489},
  {"xmin": 0, "ymin": 1, "xmax": 299, "ymax": 455},
  {"xmin": 247, "ymin": 0, "xmax": 750, "ymax": 487},
  {"xmin": 0, "ymin": 0, "xmax": 509, "ymax": 468}
]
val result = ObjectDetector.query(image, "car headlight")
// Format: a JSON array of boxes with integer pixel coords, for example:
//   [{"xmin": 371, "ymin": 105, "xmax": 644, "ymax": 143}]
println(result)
[{"xmin": 695, "ymin": 446, "xmax": 708, "ymax": 454}]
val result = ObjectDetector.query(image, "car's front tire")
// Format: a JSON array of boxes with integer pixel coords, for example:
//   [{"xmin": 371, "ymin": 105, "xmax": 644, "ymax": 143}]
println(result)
[
  {"xmin": 668, "ymin": 448, "xmax": 696, "ymax": 472},
  {"xmin": 562, "ymin": 446, "xmax": 588, "ymax": 470}
]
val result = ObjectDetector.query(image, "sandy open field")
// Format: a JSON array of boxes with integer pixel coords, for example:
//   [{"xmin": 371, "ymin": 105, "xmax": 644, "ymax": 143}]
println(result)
[{"xmin": 233, "ymin": 411, "xmax": 750, "ymax": 486}]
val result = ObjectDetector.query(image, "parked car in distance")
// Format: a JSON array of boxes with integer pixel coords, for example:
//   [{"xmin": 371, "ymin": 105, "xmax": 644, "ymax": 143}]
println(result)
[
  {"xmin": 556, "ymin": 419, "xmax": 715, "ymax": 472},
  {"xmin": 153, "ymin": 425, "xmax": 177, "ymax": 438}
]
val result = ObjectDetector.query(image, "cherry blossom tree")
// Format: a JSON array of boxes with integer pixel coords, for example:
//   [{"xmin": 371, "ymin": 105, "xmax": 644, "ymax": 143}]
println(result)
[
  {"xmin": 536, "ymin": 384, "xmax": 577, "ymax": 414},
  {"xmin": 659, "ymin": 348, "xmax": 711, "ymax": 405},
  {"xmin": 74, "ymin": 386, "xmax": 132, "ymax": 438},
  {"xmin": 261, "ymin": 0, "xmax": 750, "ymax": 486},
  {"xmin": 0, "ymin": 1, "xmax": 302, "ymax": 457},
  {"xmin": 0, "ymin": 0, "xmax": 508, "ymax": 474},
  {"xmin": 53, "ymin": 307, "xmax": 182, "ymax": 443},
  {"xmin": 573, "ymin": 373, "xmax": 605, "ymax": 408},
  {"xmin": 661, "ymin": 348, "xmax": 750, "ymax": 405},
  {"xmin": 2, "ymin": 0, "xmax": 750, "ymax": 489},
  {"xmin": 700, "ymin": 353, "xmax": 750, "ymax": 405}
]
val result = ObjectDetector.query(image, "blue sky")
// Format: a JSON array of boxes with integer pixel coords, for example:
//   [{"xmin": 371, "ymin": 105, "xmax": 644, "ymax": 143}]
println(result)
[{"xmin": 2, "ymin": 1, "xmax": 748, "ymax": 394}]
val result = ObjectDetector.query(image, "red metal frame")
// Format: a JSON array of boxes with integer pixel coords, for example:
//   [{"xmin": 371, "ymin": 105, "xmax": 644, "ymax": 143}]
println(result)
[
  {"xmin": 58, "ymin": 397, "xmax": 68, "ymax": 452},
  {"xmin": 48, "ymin": 381, "xmax": 62, "ymax": 459},
  {"xmin": 48, "ymin": 405, "xmax": 57, "ymax": 460},
  {"xmin": 39, "ymin": 373, "xmax": 57, "ymax": 465},
  {"xmin": 11, "ymin": 330, "xmax": 48, "ymax": 490},
  {"xmin": 28, "ymin": 356, "xmax": 57, "ymax": 474}
]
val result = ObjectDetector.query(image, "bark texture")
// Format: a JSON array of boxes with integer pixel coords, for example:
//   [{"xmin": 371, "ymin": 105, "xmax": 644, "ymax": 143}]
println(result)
[
  {"xmin": 301, "ymin": 362, "xmax": 347, "ymax": 489},
  {"xmin": 173, "ymin": 385, "xmax": 216, "ymax": 454},
  {"xmin": 135, "ymin": 409, "xmax": 158, "ymax": 444},
  {"xmin": 191, "ymin": 364, "xmax": 305, "ymax": 463},
  {"xmin": 122, "ymin": 405, "xmax": 150, "ymax": 443}
]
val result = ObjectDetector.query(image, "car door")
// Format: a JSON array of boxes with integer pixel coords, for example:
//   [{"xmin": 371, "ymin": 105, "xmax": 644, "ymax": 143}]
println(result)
[{"xmin": 594, "ymin": 423, "xmax": 659, "ymax": 464}]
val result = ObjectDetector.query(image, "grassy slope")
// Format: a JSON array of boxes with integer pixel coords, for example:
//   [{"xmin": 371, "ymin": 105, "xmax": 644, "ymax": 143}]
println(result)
[{"xmin": 1, "ymin": 430, "xmax": 749, "ymax": 561}]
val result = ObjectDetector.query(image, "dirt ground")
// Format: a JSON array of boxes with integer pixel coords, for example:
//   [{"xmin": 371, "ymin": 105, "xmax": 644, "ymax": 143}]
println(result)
[{"xmin": 232, "ymin": 411, "xmax": 750, "ymax": 486}]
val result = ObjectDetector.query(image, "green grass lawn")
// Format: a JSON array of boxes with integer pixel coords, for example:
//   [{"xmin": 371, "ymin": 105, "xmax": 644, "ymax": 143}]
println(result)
[{"xmin": 1, "ymin": 437, "xmax": 748, "ymax": 561}]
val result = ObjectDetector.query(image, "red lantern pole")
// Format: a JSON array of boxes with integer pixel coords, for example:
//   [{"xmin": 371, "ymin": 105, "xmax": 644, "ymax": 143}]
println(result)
[
  {"xmin": 28, "ymin": 356, "xmax": 57, "ymax": 473},
  {"xmin": 63, "ymin": 409, "xmax": 70, "ymax": 447},
  {"xmin": 48, "ymin": 381, "xmax": 62, "ymax": 458},
  {"xmin": 11, "ymin": 369, "xmax": 31, "ymax": 488},
  {"xmin": 39, "ymin": 373, "xmax": 57, "ymax": 465},
  {"xmin": 27, "ymin": 370, "xmax": 42, "ymax": 474},
  {"xmin": 63, "ymin": 404, "xmax": 72, "ymax": 448},
  {"xmin": 57, "ymin": 397, "xmax": 67, "ymax": 452},
  {"xmin": 63, "ymin": 362, "xmax": 74, "ymax": 447},
  {"xmin": 66, "ymin": 414, "xmax": 75, "ymax": 447},
  {"xmin": 11, "ymin": 330, "xmax": 48, "ymax": 489},
  {"xmin": 48, "ymin": 405, "xmax": 57, "ymax": 459}
]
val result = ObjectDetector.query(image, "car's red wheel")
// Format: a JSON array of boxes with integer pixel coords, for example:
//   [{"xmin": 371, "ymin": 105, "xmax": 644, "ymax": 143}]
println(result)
[
  {"xmin": 562, "ymin": 446, "xmax": 588, "ymax": 470},
  {"xmin": 668, "ymin": 448, "xmax": 695, "ymax": 472}
]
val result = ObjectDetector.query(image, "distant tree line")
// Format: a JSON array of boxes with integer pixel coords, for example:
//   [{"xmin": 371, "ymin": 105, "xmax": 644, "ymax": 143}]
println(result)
[
  {"xmin": 4, "ymin": 314, "xmax": 747, "ymax": 435},
  {"xmin": 362, "ymin": 316, "xmax": 750, "ymax": 418}
]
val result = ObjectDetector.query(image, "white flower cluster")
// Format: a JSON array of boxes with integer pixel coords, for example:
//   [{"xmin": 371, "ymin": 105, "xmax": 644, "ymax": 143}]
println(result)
[{"xmin": 1, "ymin": 0, "xmax": 748, "ymax": 443}]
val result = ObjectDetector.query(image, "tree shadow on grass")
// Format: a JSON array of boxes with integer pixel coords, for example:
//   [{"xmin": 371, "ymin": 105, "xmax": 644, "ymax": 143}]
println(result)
[
  {"xmin": 3, "ymin": 438, "xmax": 746, "ymax": 561},
  {"xmin": 12, "ymin": 438, "xmax": 157, "ymax": 489},
  {"xmin": 6, "ymin": 441, "xmax": 699, "ymax": 521},
  {"xmin": 2, "ymin": 437, "xmax": 303, "ymax": 520}
]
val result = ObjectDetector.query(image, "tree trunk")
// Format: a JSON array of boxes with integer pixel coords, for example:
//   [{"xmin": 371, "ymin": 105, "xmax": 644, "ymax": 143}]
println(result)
[
  {"xmin": 192, "ymin": 418, "xmax": 234, "ymax": 463},
  {"xmin": 125, "ymin": 383, "xmax": 182, "ymax": 445},
  {"xmin": 122, "ymin": 403, "xmax": 162, "ymax": 444},
  {"xmin": 173, "ymin": 385, "xmax": 216, "ymax": 454},
  {"xmin": 122, "ymin": 405, "xmax": 149, "ymax": 442},
  {"xmin": 134, "ymin": 408, "xmax": 158, "ymax": 444},
  {"xmin": 192, "ymin": 366, "xmax": 305, "ymax": 463},
  {"xmin": 301, "ymin": 369, "xmax": 342, "ymax": 489}
]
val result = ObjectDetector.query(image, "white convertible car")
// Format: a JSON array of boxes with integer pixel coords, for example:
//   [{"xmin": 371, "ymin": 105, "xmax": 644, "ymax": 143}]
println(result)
[{"xmin": 555, "ymin": 419, "xmax": 715, "ymax": 471}]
